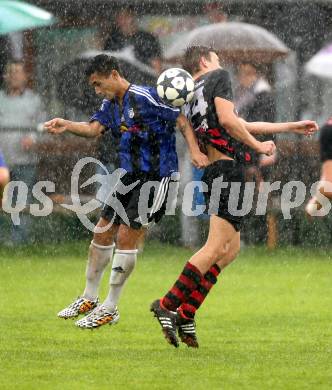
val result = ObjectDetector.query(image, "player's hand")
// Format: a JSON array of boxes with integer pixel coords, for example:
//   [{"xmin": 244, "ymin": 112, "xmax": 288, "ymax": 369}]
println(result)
[
  {"xmin": 256, "ymin": 140, "xmax": 276, "ymax": 156},
  {"xmin": 291, "ymin": 120, "xmax": 319, "ymax": 136},
  {"xmin": 44, "ymin": 118, "xmax": 68, "ymax": 134},
  {"xmin": 191, "ymin": 150, "xmax": 210, "ymax": 169}
]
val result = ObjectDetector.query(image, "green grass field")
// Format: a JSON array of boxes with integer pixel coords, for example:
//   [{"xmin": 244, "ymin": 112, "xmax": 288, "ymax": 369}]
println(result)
[{"xmin": 0, "ymin": 241, "xmax": 331, "ymax": 389}]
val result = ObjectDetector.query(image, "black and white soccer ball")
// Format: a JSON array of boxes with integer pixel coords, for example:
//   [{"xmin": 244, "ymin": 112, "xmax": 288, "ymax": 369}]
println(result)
[{"xmin": 156, "ymin": 68, "xmax": 195, "ymax": 107}]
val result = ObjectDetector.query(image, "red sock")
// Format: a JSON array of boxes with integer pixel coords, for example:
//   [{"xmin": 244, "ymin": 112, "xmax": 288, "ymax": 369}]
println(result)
[
  {"xmin": 162, "ymin": 261, "xmax": 203, "ymax": 311},
  {"xmin": 178, "ymin": 264, "xmax": 221, "ymax": 319}
]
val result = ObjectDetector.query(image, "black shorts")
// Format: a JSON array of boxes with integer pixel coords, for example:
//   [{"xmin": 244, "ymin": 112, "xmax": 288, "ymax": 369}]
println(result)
[
  {"xmin": 101, "ymin": 172, "xmax": 174, "ymax": 230},
  {"xmin": 202, "ymin": 160, "xmax": 246, "ymax": 232},
  {"xmin": 320, "ymin": 123, "xmax": 332, "ymax": 162}
]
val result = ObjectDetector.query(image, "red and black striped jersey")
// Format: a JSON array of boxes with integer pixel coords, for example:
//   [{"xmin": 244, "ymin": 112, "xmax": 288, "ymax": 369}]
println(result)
[{"xmin": 184, "ymin": 68, "xmax": 251, "ymax": 163}]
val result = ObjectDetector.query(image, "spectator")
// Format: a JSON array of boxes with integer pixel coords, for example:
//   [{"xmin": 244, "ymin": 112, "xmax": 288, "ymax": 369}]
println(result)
[
  {"xmin": 103, "ymin": 8, "xmax": 162, "ymax": 73},
  {"xmin": 235, "ymin": 63, "xmax": 276, "ymax": 176},
  {"xmin": 203, "ymin": 2, "xmax": 228, "ymax": 24},
  {"xmin": 0, "ymin": 60, "xmax": 46, "ymax": 243},
  {"xmin": 234, "ymin": 63, "xmax": 276, "ymax": 243}
]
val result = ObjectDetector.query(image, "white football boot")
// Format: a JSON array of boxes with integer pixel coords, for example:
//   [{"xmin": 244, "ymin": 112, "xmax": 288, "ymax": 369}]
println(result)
[
  {"xmin": 75, "ymin": 304, "xmax": 120, "ymax": 329},
  {"xmin": 57, "ymin": 297, "xmax": 99, "ymax": 319}
]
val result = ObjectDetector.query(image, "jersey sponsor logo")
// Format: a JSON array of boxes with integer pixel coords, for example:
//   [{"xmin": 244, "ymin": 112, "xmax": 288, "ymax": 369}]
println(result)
[
  {"xmin": 120, "ymin": 123, "xmax": 143, "ymax": 133},
  {"xmin": 128, "ymin": 108, "xmax": 135, "ymax": 118},
  {"xmin": 100, "ymin": 100, "xmax": 107, "ymax": 111},
  {"xmin": 120, "ymin": 123, "xmax": 129, "ymax": 132}
]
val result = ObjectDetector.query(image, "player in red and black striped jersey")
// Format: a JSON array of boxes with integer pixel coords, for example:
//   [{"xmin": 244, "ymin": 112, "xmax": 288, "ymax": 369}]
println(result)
[
  {"xmin": 184, "ymin": 66, "xmax": 253, "ymax": 164},
  {"xmin": 151, "ymin": 46, "xmax": 318, "ymax": 348},
  {"xmin": 306, "ymin": 117, "xmax": 332, "ymax": 216}
]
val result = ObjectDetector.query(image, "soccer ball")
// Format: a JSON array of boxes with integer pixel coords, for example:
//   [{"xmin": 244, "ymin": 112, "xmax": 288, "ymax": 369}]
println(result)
[{"xmin": 156, "ymin": 68, "xmax": 195, "ymax": 107}]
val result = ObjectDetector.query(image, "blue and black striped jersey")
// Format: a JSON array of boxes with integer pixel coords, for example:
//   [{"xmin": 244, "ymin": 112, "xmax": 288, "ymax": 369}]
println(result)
[{"xmin": 90, "ymin": 84, "xmax": 180, "ymax": 177}]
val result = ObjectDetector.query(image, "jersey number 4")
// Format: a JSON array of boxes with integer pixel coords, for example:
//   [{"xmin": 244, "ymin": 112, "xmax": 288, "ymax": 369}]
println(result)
[{"xmin": 191, "ymin": 85, "xmax": 208, "ymax": 118}]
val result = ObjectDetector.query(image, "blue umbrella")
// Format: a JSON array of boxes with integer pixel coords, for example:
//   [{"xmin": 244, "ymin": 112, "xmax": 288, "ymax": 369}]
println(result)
[{"xmin": 0, "ymin": 0, "xmax": 56, "ymax": 35}]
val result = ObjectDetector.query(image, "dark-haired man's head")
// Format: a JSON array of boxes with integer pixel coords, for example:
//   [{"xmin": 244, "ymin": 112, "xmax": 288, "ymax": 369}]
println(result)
[
  {"xmin": 85, "ymin": 54, "xmax": 123, "ymax": 78},
  {"xmin": 182, "ymin": 46, "xmax": 221, "ymax": 77},
  {"xmin": 86, "ymin": 54, "xmax": 128, "ymax": 100}
]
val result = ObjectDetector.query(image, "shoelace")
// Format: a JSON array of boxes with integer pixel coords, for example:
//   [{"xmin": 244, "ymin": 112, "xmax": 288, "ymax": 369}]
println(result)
[
  {"xmin": 88, "ymin": 305, "xmax": 112, "ymax": 319},
  {"xmin": 68, "ymin": 297, "xmax": 82, "ymax": 309}
]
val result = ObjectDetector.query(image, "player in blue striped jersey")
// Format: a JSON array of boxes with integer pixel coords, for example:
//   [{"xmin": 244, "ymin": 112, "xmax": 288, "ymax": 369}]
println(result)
[{"xmin": 44, "ymin": 54, "xmax": 208, "ymax": 329}]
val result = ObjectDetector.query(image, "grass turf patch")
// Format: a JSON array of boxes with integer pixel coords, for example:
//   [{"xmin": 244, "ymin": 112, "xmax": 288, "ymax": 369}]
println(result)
[{"xmin": 0, "ymin": 242, "xmax": 331, "ymax": 389}]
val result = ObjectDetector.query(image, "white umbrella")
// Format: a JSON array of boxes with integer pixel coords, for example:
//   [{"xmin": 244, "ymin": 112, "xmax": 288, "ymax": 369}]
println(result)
[
  {"xmin": 305, "ymin": 44, "xmax": 332, "ymax": 79},
  {"xmin": 165, "ymin": 22, "xmax": 289, "ymax": 64},
  {"xmin": 0, "ymin": 0, "xmax": 56, "ymax": 35}
]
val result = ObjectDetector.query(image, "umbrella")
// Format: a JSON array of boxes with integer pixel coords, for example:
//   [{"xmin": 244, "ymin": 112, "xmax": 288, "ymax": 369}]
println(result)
[
  {"xmin": 165, "ymin": 22, "xmax": 289, "ymax": 64},
  {"xmin": 305, "ymin": 44, "xmax": 332, "ymax": 79},
  {"xmin": 56, "ymin": 48, "xmax": 158, "ymax": 114},
  {"xmin": 0, "ymin": 0, "xmax": 56, "ymax": 35}
]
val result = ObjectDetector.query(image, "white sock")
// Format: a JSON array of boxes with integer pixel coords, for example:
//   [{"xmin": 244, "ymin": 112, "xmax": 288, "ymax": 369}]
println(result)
[
  {"xmin": 102, "ymin": 249, "xmax": 137, "ymax": 311},
  {"xmin": 82, "ymin": 241, "xmax": 115, "ymax": 300}
]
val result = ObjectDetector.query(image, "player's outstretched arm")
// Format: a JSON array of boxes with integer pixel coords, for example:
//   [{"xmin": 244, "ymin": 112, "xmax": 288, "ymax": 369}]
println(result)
[
  {"xmin": 176, "ymin": 114, "xmax": 209, "ymax": 168},
  {"xmin": 44, "ymin": 118, "xmax": 104, "ymax": 138},
  {"xmin": 214, "ymin": 97, "xmax": 276, "ymax": 156},
  {"xmin": 242, "ymin": 119, "xmax": 319, "ymax": 136}
]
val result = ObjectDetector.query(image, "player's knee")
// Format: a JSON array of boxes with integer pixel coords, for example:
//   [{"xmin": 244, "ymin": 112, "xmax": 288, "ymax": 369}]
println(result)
[
  {"xmin": 116, "ymin": 232, "xmax": 137, "ymax": 250},
  {"xmin": 215, "ymin": 240, "xmax": 232, "ymax": 259},
  {"xmin": 92, "ymin": 231, "xmax": 113, "ymax": 247},
  {"xmin": 215, "ymin": 241, "xmax": 240, "ymax": 268},
  {"xmin": 202, "ymin": 244, "xmax": 227, "ymax": 264}
]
